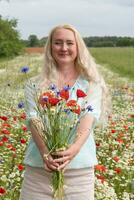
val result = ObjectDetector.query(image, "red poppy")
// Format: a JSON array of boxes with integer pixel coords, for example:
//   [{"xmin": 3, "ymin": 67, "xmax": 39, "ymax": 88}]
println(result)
[
  {"xmin": 113, "ymin": 156, "xmax": 120, "ymax": 162},
  {"xmin": 1, "ymin": 129, "xmax": 10, "ymax": 135},
  {"xmin": 0, "ymin": 116, "xmax": 8, "ymax": 121},
  {"xmin": 111, "ymin": 129, "xmax": 116, "ymax": 133},
  {"xmin": 76, "ymin": 89, "xmax": 87, "ymax": 98},
  {"xmin": 0, "ymin": 141, "xmax": 4, "ymax": 146},
  {"xmin": 123, "ymin": 125, "xmax": 128, "ymax": 130},
  {"xmin": 20, "ymin": 138, "xmax": 27, "ymax": 144},
  {"xmin": 2, "ymin": 136, "xmax": 9, "ymax": 142},
  {"xmin": 116, "ymin": 138, "xmax": 124, "ymax": 144},
  {"xmin": 96, "ymin": 175, "xmax": 106, "ymax": 183},
  {"xmin": 18, "ymin": 164, "xmax": 25, "ymax": 171},
  {"xmin": 42, "ymin": 91, "xmax": 54, "ymax": 98},
  {"xmin": 66, "ymin": 100, "xmax": 80, "ymax": 114},
  {"xmin": 7, "ymin": 144, "xmax": 12, "ymax": 148},
  {"xmin": 20, "ymin": 112, "xmax": 26, "ymax": 119},
  {"xmin": 6, "ymin": 144, "xmax": 16, "ymax": 151},
  {"xmin": 13, "ymin": 116, "xmax": 17, "ymax": 121},
  {"xmin": 73, "ymin": 105, "xmax": 81, "ymax": 114},
  {"xmin": 66, "ymin": 100, "xmax": 77, "ymax": 107},
  {"xmin": 39, "ymin": 91, "xmax": 55, "ymax": 106},
  {"xmin": 96, "ymin": 143, "xmax": 101, "ymax": 148},
  {"xmin": 0, "ymin": 187, "xmax": 6, "ymax": 195},
  {"xmin": 22, "ymin": 126, "xmax": 27, "ymax": 132},
  {"xmin": 48, "ymin": 97, "xmax": 60, "ymax": 106},
  {"xmin": 114, "ymin": 167, "xmax": 122, "ymax": 174},
  {"xmin": 2, "ymin": 123, "xmax": 11, "ymax": 128},
  {"xmin": 60, "ymin": 89, "xmax": 69, "ymax": 100},
  {"xmin": 130, "ymin": 114, "xmax": 134, "ymax": 118},
  {"xmin": 12, "ymin": 147, "xmax": 16, "ymax": 151},
  {"xmin": 95, "ymin": 164, "xmax": 106, "ymax": 172}
]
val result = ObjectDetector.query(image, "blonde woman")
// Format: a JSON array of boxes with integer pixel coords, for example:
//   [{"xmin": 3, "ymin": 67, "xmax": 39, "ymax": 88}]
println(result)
[{"xmin": 20, "ymin": 24, "xmax": 109, "ymax": 200}]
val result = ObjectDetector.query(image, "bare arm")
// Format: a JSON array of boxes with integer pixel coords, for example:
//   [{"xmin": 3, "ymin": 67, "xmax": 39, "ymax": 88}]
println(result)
[
  {"xmin": 29, "ymin": 119, "xmax": 59, "ymax": 171},
  {"xmin": 25, "ymin": 82, "xmax": 59, "ymax": 171}
]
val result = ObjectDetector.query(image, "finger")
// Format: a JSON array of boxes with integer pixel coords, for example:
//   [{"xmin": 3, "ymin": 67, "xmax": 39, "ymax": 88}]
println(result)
[
  {"xmin": 46, "ymin": 159, "xmax": 59, "ymax": 169},
  {"xmin": 57, "ymin": 160, "xmax": 70, "ymax": 171},
  {"xmin": 44, "ymin": 164, "xmax": 52, "ymax": 172},
  {"xmin": 46, "ymin": 162, "xmax": 58, "ymax": 171},
  {"xmin": 54, "ymin": 156, "xmax": 69, "ymax": 163},
  {"xmin": 48, "ymin": 157, "xmax": 59, "ymax": 167}
]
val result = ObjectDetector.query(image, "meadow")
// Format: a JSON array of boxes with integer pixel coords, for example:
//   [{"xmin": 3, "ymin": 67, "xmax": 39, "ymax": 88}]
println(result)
[
  {"xmin": 0, "ymin": 48, "xmax": 134, "ymax": 199},
  {"xmin": 90, "ymin": 47, "xmax": 134, "ymax": 80}
]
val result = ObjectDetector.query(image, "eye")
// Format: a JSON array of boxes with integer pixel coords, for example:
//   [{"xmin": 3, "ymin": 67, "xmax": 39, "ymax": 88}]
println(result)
[
  {"xmin": 54, "ymin": 42, "xmax": 62, "ymax": 45},
  {"xmin": 67, "ymin": 42, "xmax": 74, "ymax": 45}
]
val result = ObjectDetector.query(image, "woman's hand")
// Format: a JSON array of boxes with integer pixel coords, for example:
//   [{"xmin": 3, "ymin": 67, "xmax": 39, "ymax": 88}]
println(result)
[
  {"xmin": 52, "ymin": 144, "xmax": 80, "ymax": 171},
  {"xmin": 43, "ymin": 154, "xmax": 60, "ymax": 172}
]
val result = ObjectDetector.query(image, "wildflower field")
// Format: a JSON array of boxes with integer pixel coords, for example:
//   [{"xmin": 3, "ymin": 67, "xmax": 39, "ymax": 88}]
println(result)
[{"xmin": 0, "ymin": 48, "xmax": 134, "ymax": 200}]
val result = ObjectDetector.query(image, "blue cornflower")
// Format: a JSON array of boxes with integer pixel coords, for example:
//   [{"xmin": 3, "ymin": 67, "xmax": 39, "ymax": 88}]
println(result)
[
  {"xmin": 56, "ymin": 91, "xmax": 60, "ymax": 96},
  {"xmin": 49, "ymin": 84, "xmax": 57, "ymax": 90},
  {"xmin": 63, "ymin": 85, "xmax": 71, "ymax": 91},
  {"xmin": 21, "ymin": 66, "xmax": 29, "ymax": 73},
  {"xmin": 18, "ymin": 102, "xmax": 25, "ymax": 109},
  {"xmin": 42, "ymin": 96, "xmax": 48, "ymax": 102},
  {"xmin": 64, "ymin": 108, "xmax": 71, "ymax": 114},
  {"xmin": 86, "ymin": 105, "xmax": 93, "ymax": 112}
]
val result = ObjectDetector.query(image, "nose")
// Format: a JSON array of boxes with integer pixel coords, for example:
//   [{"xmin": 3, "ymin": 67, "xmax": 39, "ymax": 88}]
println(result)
[{"xmin": 61, "ymin": 42, "xmax": 68, "ymax": 51}]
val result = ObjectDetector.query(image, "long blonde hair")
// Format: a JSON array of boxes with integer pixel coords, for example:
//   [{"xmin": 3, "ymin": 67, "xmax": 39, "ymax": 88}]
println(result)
[{"xmin": 38, "ymin": 24, "xmax": 111, "ymax": 126}]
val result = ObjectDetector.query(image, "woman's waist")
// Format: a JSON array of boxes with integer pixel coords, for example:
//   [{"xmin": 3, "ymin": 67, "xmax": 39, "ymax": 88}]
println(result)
[{"xmin": 25, "ymin": 165, "xmax": 94, "ymax": 177}]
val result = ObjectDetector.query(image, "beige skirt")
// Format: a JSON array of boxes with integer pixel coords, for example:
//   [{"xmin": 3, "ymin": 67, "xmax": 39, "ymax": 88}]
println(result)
[{"xmin": 19, "ymin": 165, "xmax": 94, "ymax": 200}]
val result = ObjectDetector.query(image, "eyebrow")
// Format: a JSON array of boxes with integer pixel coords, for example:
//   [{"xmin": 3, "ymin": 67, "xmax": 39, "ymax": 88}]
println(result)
[{"xmin": 53, "ymin": 39, "xmax": 75, "ymax": 42}]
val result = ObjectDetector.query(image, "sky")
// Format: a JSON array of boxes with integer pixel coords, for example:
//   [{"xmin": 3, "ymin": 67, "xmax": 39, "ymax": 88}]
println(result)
[{"xmin": 0, "ymin": 0, "xmax": 134, "ymax": 39}]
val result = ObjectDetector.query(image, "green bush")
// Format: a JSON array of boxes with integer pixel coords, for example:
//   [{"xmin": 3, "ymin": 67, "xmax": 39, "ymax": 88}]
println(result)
[{"xmin": 0, "ymin": 16, "xmax": 24, "ymax": 57}]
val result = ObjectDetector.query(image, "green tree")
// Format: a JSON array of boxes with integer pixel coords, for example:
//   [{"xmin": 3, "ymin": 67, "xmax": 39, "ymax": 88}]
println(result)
[
  {"xmin": 28, "ymin": 34, "xmax": 39, "ymax": 47},
  {"xmin": 0, "ymin": 16, "xmax": 24, "ymax": 57},
  {"xmin": 39, "ymin": 37, "xmax": 48, "ymax": 46},
  {"xmin": 116, "ymin": 37, "xmax": 133, "ymax": 47}
]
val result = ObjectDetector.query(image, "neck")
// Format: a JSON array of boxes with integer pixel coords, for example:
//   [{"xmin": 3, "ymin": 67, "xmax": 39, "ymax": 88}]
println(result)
[
  {"xmin": 57, "ymin": 64, "xmax": 78, "ymax": 89},
  {"xmin": 57, "ymin": 63, "xmax": 76, "ymax": 77}
]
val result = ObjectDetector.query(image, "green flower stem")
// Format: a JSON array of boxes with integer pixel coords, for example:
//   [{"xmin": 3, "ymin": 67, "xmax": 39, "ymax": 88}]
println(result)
[{"xmin": 52, "ymin": 171, "xmax": 64, "ymax": 200}]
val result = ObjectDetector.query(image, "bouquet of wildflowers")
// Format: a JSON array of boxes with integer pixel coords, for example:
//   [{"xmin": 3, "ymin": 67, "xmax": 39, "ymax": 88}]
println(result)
[{"xmin": 32, "ymin": 83, "xmax": 87, "ymax": 200}]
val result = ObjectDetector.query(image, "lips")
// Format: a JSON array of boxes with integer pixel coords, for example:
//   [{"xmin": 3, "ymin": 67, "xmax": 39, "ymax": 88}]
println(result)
[{"xmin": 59, "ymin": 54, "xmax": 69, "ymax": 56}]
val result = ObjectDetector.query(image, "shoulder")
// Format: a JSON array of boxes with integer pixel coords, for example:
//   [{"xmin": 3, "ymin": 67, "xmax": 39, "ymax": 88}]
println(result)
[
  {"xmin": 76, "ymin": 76, "xmax": 89, "ymax": 91},
  {"xmin": 25, "ymin": 77, "xmax": 39, "ymax": 97},
  {"xmin": 77, "ymin": 76, "xmax": 102, "ymax": 93},
  {"xmin": 25, "ymin": 75, "xmax": 43, "ymax": 90}
]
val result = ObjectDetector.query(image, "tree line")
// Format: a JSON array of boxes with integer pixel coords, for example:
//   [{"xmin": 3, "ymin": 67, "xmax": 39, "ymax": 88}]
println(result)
[
  {"xmin": 0, "ymin": 15, "xmax": 134, "ymax": 58},
  {"xmin": 23, "ymin": 34, "xmax": 134, "ymax": 48}
]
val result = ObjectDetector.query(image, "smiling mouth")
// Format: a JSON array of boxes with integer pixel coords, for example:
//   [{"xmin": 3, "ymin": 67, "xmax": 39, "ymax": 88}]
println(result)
[{"xmin": 59, "ymin": 54, "xmax": 69, "ymax": 56}]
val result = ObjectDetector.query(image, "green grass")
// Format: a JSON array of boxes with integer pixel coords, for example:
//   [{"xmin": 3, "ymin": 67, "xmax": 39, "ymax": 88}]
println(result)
[
  {"xmin": 90, "ymin": 47, "xmax": 134, "ymax": 80},
  {"xmin": 0, "ymin": 54, "xmax": 43, "ymax": 86}
]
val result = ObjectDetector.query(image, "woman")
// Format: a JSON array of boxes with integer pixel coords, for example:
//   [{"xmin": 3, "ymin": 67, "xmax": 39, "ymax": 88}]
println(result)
[{"xmin": 20, "ymin": 24, "xmax": 109, "ymax": 200}]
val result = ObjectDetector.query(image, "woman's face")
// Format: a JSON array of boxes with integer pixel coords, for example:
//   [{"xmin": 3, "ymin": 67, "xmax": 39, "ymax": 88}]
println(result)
[{"xmin": 51, "ymin": 28, "xmax": 77, "ymax": 66}]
